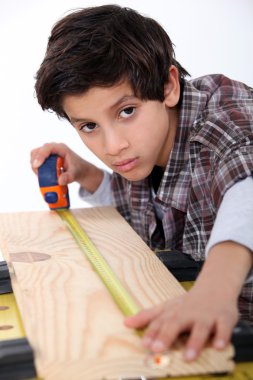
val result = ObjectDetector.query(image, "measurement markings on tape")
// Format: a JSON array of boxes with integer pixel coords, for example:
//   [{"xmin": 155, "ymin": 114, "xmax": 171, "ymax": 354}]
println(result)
[{"xmin": 56, "ymin": 208, "xmax": 141, "ymax": 318}]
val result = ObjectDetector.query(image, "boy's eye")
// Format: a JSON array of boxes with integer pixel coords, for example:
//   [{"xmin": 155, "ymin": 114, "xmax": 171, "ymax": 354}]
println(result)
[
  {"xmin": 80, "ymin": 122, "xmax": 97, "ymax": 133},
  {"xmin": 120, "ymin": 106, "xmax": 135, "ymax": 118}
]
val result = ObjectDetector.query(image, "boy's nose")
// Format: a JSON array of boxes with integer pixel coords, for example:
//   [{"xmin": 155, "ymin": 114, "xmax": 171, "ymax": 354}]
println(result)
[{"xmin": 103, "ymin": 130, "xmax": 129, "ymax": 156}]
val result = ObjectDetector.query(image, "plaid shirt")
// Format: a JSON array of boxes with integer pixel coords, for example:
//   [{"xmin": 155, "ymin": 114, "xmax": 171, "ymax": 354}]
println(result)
[{"xmin": 112, "ymin": 74, "xmax": 253, "ymax": 321}]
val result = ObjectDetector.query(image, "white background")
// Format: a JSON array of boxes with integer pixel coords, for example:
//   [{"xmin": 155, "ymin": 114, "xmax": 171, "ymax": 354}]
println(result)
[{"xmin": 0, "ymin": 0, "xmax": 253, "ymax": 214}]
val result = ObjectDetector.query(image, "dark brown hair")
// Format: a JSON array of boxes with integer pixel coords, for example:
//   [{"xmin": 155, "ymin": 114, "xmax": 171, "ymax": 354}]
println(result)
[{"xmin": 35, "ymin": 4, "xmax": 189, "ymax": 119}]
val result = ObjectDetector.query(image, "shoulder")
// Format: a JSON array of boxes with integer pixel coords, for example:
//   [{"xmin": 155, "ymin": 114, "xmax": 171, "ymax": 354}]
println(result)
[
  {"xmin": 189, "ymin": 74, "xmax": 252, "ymax": 100},
  {"xmin": 188, "ymin": 74, "xmax": 253, "ymax": 156},
  {"xmin": 185, "ymin": 75, "xmax": 253, "ymax": 206},
  {"xmin": 189, "ymin": 74, "xmax": 253, "ymax": 120}
]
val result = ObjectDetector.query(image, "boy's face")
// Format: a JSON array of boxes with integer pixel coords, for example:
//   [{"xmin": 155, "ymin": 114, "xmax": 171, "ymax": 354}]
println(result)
[{"xmin": 63, "ymin": 80, "xmax": 178, "ymax": 181}]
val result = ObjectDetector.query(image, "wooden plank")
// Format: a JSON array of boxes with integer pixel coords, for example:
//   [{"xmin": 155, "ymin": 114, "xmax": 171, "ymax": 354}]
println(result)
[{"xmin": 0, "ymin": 207, "xmax": 234, "ymax": 379}]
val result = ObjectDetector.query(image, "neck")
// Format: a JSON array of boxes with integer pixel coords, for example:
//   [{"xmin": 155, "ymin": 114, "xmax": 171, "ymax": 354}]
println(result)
[{"xmin": 157, "ymin": 107, "xmax": 178, "ymax": 167}]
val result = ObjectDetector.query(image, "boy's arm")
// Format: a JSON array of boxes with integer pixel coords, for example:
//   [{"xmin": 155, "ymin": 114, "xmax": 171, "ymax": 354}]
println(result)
[
  {"xmin": 205, "ymin": 176, "xmax": 253, "ymax": 282},
  {"xmin": 125, "ymin": 177, "xmax": 253, "ymax": 361},
  {"xmin": 79, "ymin": 170, "xmax": 113, "ymax": 206}
]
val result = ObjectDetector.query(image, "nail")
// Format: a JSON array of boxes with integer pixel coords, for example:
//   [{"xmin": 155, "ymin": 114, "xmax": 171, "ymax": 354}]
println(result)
[
  {"xmin": 151, "ymin": 340, "xmax": 166, "ymax": 352},
  {"xmin": 184, "ymin": 348, "xmax": 197, "ymax": 361},
  {"xmin": 214, "ymin": 339, "xmax": 226, "ymax": 349},
  {"xmin": 33, "ymin": 158, "xmax": 41, "ymax": 168},
  {"xmin": 142, "ymin": 336, "xmax": 152, "ymax": 347}
]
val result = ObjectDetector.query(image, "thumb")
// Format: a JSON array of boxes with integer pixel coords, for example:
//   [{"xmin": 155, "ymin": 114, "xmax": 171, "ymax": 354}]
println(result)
[
  {"xmin": 58, "ymin": 172, "xmax": 73, "ymax": 186},
  {"xmin": 124, "ymin": 304, "xmax": 163, "ymax": 329}
]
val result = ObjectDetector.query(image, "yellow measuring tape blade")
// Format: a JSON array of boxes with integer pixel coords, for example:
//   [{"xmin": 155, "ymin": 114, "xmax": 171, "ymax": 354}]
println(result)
[
  {"xmin": 0, "ymin": 293, "xmax": 25, "ymax": 340},
  {"xmin": 56, "ymin": 209, "xmax": 141, "ymax": 317}
]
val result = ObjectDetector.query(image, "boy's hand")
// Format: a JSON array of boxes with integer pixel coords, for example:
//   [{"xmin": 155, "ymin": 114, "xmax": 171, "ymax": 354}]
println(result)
[
  {"xmin": 125, "ymin": 241, "xmax": 252, "ymax": 361},
  {"xmin": 125, "ymin": 286, "xmax": 238, "ymax": 361},
  {"xmin": 30, "ymin": 142, "xmax": 103, "ymax": 193}
]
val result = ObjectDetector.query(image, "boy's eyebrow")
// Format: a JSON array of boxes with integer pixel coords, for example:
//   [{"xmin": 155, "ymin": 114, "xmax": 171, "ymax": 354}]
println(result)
[
  {"xmin": 70, "ymin": 116, "xmax": 89, "ymax": 124},
  {"xmin": 110, "ymin": 94, "xmax": 137, "ymax": 109},
  {"xmin": 70, "ymin": 95, "xmax": 137, "ymax": 124}
]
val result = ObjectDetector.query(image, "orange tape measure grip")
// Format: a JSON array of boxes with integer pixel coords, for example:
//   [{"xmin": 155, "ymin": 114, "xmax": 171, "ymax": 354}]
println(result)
[{"xmin": 38, "ymin": 155, "xmax": 70, "ymax": 209}]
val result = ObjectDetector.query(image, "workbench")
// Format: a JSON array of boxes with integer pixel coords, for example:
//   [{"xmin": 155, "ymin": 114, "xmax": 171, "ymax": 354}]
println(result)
[{"xmin": 0, "ymin": 207, "xmax": 252, "ymax": 380}]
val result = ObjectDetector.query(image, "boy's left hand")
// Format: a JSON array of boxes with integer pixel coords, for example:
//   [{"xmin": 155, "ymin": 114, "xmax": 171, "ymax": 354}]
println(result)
[{"xmin": 124, "ymin": 286, "xmax": 238, "ymax": 361}]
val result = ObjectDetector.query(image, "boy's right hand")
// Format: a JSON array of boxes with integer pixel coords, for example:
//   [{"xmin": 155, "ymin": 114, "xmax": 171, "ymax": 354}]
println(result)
[{"xmin": 30, "ymin": 142, "xmax": 104, "ymax": 193}]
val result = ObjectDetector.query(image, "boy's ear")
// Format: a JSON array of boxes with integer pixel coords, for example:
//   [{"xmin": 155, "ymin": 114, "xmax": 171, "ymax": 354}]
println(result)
[{"xmin": 163, "ymin": 65, "xmax": 180, "ymax": 107}]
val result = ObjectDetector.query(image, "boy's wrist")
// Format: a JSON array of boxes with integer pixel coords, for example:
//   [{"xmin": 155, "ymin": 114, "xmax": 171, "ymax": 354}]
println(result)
[
  {"xmin": 78, "ymin": 165, "xmax": 104, "ymax": 194},
  {"xmin": 194, "ymin": 241, "xmax": 252, "ymax": 301},
  {"xmin": 79, "ymin": 170, "xmax": 112, "ymax": 206}
]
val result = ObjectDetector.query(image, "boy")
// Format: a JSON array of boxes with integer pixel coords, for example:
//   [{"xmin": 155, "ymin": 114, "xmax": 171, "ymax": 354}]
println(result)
[{"xmin": 31, "ymin": 5, "xmax": 253, "ymax": 362}]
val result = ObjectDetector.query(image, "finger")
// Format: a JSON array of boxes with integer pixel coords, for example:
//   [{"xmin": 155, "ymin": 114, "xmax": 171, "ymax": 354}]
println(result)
[
  {"xmin": 148, "ymin": 317, "xmax": 183, "ymax": 353},
  {"xmin": 31, "ymin": 143, "xmax": 68, "ymax": 171},
  {"xmin": 124, "ymin": 304, "xmax": 163, "ymax": 329},
  {"xmin": 30, "ymin": 148, "xmax": 44, "ymax": 173},
  {"xmin": 31, "ymin": 145, "xmax": 54, "ymax": 170},
  {"xmin": 142, "ymin": 302, "xmax": 187, "ymax": 352},
  {"xmin": 184, "ymin": 322, "xmax": 212, "ymax": 361},
  {"xmin": 58, "ymin": 172, "xmax": 74, "ymax": 186},
  {"xmin": 212, "ymin": 318, "xmax": 234, "ymax": 350}
]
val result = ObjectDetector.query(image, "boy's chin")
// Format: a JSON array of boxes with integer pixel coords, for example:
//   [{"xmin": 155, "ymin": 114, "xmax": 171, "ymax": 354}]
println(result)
[{"xmin": 119, "ymin": 169, "xmax": 153, "ymax": 182}]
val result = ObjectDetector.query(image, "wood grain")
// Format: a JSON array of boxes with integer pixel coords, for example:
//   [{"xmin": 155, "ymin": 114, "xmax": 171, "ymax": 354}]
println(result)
[{"xmin": 0, "ymin": 207, "xmax": 234, "ymax": 379}]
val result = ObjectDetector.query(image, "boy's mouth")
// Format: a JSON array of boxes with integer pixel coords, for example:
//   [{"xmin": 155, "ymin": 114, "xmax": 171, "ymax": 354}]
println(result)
[{"xmin": 113, "ymin": 157, "xmax": 138, "ymax": 172}]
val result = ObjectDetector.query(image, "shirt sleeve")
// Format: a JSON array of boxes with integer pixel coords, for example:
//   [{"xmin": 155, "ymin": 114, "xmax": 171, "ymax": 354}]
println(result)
[
  {"xmin": 205, "ymin": 176, "xmax": 253, "ymax": 282},
  {"xmin": 78, "ymin": 170, "xmax": 113, "ymax": 206}
]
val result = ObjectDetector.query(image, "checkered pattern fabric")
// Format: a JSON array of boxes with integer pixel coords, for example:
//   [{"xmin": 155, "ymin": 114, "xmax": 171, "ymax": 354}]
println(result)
[{"xmin": 112, "ymin": 74, "xmax": 253, "ymax": 321}]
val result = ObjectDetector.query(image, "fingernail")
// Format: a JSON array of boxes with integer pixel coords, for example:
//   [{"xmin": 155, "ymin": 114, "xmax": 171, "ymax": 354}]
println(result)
[
  {"xmin": 33, "ymin": 158, "xmax": 41, "ymax": 168},
  {"xmin": 151, "ymin": 340, "xmax": 165, "ymax": 352},
  {"xmin": 142, "ymin": 336, "xmax": 152, "ymax": 347},
  {"xmin": 214, "ymin": 339, "xmax": 226, "ymax": 349},
  {"xmin": 184, "ymin": 348, "xmax": 197, "ymax": 361}
]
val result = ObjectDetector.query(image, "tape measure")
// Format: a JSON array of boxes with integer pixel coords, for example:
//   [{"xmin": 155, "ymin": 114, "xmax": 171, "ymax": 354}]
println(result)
[
  {"xmin": 38, "ymin": 155, "xmax": 141, "ymax": 318},
  {"xmin": 56, "ymin": 208, "xmax": 141, "ymax": 317}
]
